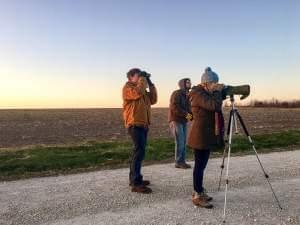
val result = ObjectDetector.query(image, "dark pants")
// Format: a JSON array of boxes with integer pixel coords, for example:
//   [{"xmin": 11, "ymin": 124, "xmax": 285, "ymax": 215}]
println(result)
[
  {"xmin": 193, "ymin": 149, "xmax": 210, "ymax": 193},
  {"xmin": 128, "ymin": 126, "xmax": 148, "ymax": 186}
]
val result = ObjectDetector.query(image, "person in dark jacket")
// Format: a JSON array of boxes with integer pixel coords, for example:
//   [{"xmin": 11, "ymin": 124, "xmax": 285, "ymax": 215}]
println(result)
[
  {"xmin": 169, "ymin": 78, "xmax": 193, "ymax": 169},
  {"xmin": 187, "ymin": 67, "xmax": 225, "ymax": 208}
]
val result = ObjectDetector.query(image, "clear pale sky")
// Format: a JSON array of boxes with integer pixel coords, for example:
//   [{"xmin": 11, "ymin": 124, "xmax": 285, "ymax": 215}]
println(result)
[{"xmin": 0, "ymin": 0, "xmax": 299, "ymax": 108}]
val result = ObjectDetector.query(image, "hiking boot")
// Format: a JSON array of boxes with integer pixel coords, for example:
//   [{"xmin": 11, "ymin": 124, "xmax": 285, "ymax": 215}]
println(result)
[
  {"xmin": 131, "ymin": 185, "xmax": 152, "ymax": 194},
  {"xmin": 192, "ymin": 192, "xmax": 213, "ymax": 209},
  {"xmin": 129, "ymin": 180, "xmax": 151, "ymax": 186},
  {"xmin": 175, "ymin": 162, "xmax": 191, "ymax": 169},
  {"xmin": 201, "ymin": 189, "xmax": 213, "ymax": 202}
]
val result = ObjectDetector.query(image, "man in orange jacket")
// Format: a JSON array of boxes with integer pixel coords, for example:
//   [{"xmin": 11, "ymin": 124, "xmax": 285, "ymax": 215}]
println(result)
[{"xmin": 123, "ymin": 68, "xmax": 157, "ymax": 194}]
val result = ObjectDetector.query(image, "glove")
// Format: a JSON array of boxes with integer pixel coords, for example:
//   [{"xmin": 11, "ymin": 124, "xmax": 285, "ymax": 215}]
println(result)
[
  {"xmin": 186, "ymin": 113, "xmax": 193, "ymax": 121},
  {"xmin": 146, "ymin": 77, "xmax": 154, "ymax": 87}
]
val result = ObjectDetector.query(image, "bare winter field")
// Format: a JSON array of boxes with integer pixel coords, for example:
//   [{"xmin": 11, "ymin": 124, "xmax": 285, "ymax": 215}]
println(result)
[{"xmin": 0, "ymin": 107, "xmax": 299, "ymax": 149}]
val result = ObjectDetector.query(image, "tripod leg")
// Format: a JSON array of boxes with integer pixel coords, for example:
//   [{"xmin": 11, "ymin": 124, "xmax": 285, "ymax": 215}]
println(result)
[
  {"xmin": 218, "ymin": 110, "xmax": 233, "ymax": 191},
  {"xmin": 223, "ymin": 110, "xmax": 235, "ymax": 223},
  {"xmin": 218, "ymin": 146, "xmax": 227, "ymax": 191},
  {"xmin": 233, "ymin": 109, "xmax": 239, "ymax": 134},
  {"xmin": 235, "ymin": 110, "xmax": 283, "ymax": 210}
]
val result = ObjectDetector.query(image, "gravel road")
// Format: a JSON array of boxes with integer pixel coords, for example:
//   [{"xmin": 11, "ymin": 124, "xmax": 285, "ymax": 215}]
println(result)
[{"xmin": 1, "ymin": 150, "xmax": 299, "ymax": 225}]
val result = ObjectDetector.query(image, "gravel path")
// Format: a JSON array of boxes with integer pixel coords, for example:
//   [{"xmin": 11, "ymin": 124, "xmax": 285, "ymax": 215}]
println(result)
[{"xmin": 1, "ymin": 150, "xmax": 299, "ymax": 225}]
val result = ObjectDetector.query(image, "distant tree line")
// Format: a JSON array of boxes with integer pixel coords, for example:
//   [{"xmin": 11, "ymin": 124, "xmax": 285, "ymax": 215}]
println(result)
[
  {"xmin": 223, "ymin": 98, "xmax": 300, "ymax": 108},
  {"xmin": 250, "ymin": 99, "xmax": 300, "ymax": 108}
]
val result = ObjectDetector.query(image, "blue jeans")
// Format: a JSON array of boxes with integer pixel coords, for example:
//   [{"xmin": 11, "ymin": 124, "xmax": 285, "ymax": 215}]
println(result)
[
  {"xmin": 128, "ymin": 126, "xmax": 148, "ymax": 186},
  {"xmin": 170, "ymin": 121, "xmax": 188, "ymax": 164}
]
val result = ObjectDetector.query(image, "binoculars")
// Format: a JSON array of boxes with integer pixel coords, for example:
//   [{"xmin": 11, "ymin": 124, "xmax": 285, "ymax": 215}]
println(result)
[{"xmin": 138, "ymin": 71, "xmax": 151, "ymax": 78}]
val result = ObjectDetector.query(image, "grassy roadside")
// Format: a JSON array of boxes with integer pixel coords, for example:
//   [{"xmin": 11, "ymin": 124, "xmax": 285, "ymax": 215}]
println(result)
[{"xmin": 0, "ymin": 130, "xmax": 300, "ymax": 181}]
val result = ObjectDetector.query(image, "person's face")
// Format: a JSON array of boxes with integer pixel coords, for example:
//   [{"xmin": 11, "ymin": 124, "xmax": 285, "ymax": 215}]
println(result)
[
  {"xmin": 129, "ymin": 74, "xmax": 140, "ymax": 83},
  {"xmin": 204, "ymin": 81, "xmax": 217, "ymax": 92},
  {"xmin": 185, "ymin": 80, "xmax": 192, "ymax": 90}
]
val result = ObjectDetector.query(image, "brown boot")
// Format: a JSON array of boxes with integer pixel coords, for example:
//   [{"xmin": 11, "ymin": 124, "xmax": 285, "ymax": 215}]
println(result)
[
  {"xmin": 129, "ymin": 180, "xmax": 150, "ymax": 187},
  {"xmin": 192, "ymin": 192, "xmax": 213, "ymax": 209},
  {"xmin": 131, "ymin": 185, "xmax": 152, "ymax": 194},
  {"xmin": 201, "ymin": 189, "xmax": 213, "ymax": 202}
]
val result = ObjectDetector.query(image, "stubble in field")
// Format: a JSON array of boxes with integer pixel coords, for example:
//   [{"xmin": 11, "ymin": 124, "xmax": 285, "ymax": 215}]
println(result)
[{"xmin": 0, "ymin": 107, "xmax": 299, "ymax": 148}]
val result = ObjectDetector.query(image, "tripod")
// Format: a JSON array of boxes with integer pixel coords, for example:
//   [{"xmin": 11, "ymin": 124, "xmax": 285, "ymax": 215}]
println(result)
[{"xmin": 218, "ymin": 95, "xmax": 282, "ymax": 224}]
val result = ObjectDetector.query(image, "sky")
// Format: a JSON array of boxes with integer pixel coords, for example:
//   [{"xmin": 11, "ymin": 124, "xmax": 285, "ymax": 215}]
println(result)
[{"xmin": 0, "ymin": 0, "xmax": 299, "ymax": 108}]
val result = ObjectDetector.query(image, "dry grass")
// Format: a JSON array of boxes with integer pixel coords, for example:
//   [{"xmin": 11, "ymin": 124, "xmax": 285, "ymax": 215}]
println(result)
[{"xmin": 1, "ymin": 130, "xmax": 300, "ymax": 181}]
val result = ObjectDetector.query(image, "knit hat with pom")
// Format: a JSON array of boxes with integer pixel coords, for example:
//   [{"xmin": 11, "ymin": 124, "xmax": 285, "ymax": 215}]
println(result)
[{"xmin": 201, "ymin": 67, "xmax": 219, "ymax": 83}]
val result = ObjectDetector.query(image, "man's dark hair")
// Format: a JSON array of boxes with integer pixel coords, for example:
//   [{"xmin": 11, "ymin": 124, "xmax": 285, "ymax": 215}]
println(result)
[{"xmin": 127, "ymin": 68, "xmax": 141, "ymax": 79}]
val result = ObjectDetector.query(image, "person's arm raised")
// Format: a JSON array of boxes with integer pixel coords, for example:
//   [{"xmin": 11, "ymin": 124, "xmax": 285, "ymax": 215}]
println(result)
[
  {"xmin": 123, "ymin": 77, "xmax": 147, "ymax": 101},
  {"xmin": 148, "ymin": 85, "xmax": 158, "ymax": 105}
]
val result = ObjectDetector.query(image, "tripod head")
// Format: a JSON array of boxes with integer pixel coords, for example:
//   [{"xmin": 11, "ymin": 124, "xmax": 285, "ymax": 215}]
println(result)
[
  {"xmin": 225, "ymin": 95, "xmax": 238, "ymax": 110},
  {"xmin": 229, "ymin": 95, "xmax": 235, "ymax": 103},
  {"xmin": 226, "ymin": 95, "xmax": 240, "ymax": 134}
]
